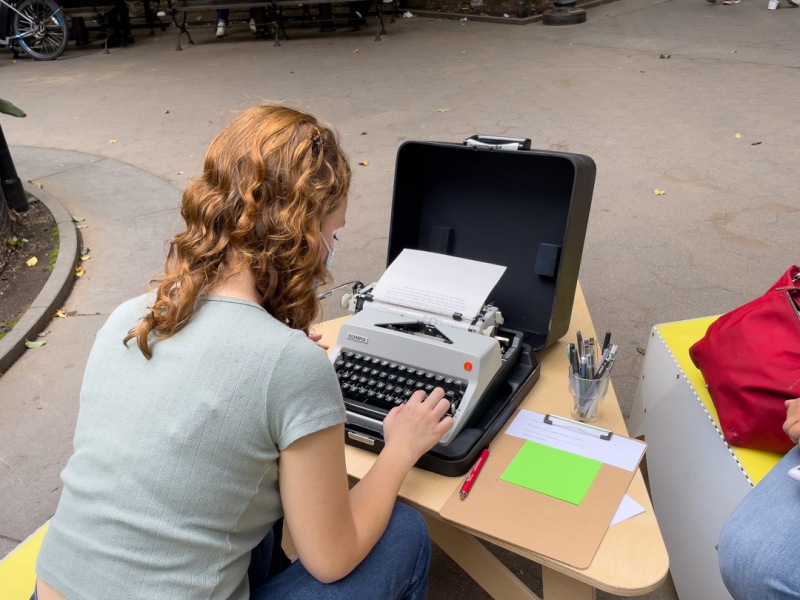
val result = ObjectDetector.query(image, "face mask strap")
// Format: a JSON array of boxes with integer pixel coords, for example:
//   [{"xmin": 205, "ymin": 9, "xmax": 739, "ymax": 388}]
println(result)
[{"xmin": 321, "ymin": 234, "xmax": 335, "ymax": 270}]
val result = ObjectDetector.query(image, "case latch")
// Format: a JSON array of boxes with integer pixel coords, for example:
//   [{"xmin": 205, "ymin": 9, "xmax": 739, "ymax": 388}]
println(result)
[{"xmin": 464, "ymin": 135, "xmax": 532, "ymax": 151}]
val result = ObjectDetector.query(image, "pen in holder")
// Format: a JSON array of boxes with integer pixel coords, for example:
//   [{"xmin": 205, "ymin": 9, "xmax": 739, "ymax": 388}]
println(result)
[{"xmin": 566, "ymin": 333, "xmax": 617, "ymax": 422}]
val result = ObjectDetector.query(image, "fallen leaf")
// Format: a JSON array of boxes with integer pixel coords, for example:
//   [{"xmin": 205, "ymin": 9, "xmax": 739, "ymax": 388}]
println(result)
[
  {"xmin": 25, "ymin": 339, "xmax": 46, "ymax": 349},
  {"xmin": 81, "ymin": 247, "xmax": 91, "ymax": 256},
  {"xmin": 358, "ymin": 160, "xmax": 369, "ymax": 167},
  {"xmin": 81, "ymin": 255, "xmax": 91, "ymax": 261},
  {"xmin": 735, "ymin": 133, "xmax": 742, "ymax": 139},
  {"xmin": 76, "ymin": 224, "xmax": 88, "ymax": 229},
  {"xmin": 72, "ymin": 215, "xmax": 85, "ymax": 223},
  {"xmin": 751, "ymin": 141, "xmax": 762, "ymax": 146},
  {"xmin": 654, "ymin": 189, "xmax": 666, "ymax": 196},
  {"xmin": 26, "ymin": 256, "xmax": 38, "ymax": 267},
  {"xmin": 636, "ymin": 346, "xmax": 646, "ymax": 355},
  {"xmin": 38, "ymin": 330, "xmax": 50, "ymax": 337},
  {"xmin": 75, "ymin": 266, "xmax": 85, "ymax": 277},
  {"xmin": 361, "ymin": 131, "xmax": 368, "ymax": 136},
  {"xmin": 0, "ymin": 99, "xmax": 26, "ymax": 117},
  {"xmin": 437, "ymin": 108, "xmax": 451, "ymax": 113},
  {"xmin": 54, "ymin": 309, "xmax": 67, "ymax": 318},
  {"xmin": 659, "ymin": 53, "xmax": 671, "ymax": 59},
  {"xmin": 353, "ymin": 48, "xmax": 360, "ymax": 53},
  {"xmin": 109, "ymin": 139, "xmax": 117, "ymax": 144},
  {"xmin": 35, "ymin": 182, "xmax": 44, "ymax": 189}
]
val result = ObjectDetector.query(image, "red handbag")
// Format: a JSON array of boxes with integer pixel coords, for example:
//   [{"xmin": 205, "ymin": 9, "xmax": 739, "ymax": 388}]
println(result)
[{"xmin": 688, "ymin": 266, "xmax": 800, "ymax": 453}]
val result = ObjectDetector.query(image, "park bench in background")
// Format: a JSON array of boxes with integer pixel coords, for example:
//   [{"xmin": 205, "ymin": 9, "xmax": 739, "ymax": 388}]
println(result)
[
  {"xmin": 60, "ymin": 0, "xmax": 167, "ymax": 52},
  {"xmin": 167, "ymin": 0, "xmax": 393, "ymax": 50}
]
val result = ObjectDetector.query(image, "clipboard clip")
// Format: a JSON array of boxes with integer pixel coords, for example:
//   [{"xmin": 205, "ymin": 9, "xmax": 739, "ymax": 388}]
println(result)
[{"xmin": 543, "ymin": 414, "xmax": 614, "ymax": 441}]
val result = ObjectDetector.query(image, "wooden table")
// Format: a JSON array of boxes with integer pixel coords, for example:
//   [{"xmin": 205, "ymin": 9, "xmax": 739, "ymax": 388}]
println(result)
[{"xmin": 314, "ymin": 285, "xmax": 669, "ymax": 600}]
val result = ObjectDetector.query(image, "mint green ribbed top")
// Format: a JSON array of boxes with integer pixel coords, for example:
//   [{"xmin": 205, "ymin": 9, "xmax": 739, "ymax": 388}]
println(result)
[{"xmin": 37, "ymin": 294, "xmax": 345, "ymax": 599}]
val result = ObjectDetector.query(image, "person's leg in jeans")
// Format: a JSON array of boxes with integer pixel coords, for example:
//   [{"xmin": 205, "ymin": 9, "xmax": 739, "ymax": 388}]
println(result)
[
  {"xmin": 250, "ymin": 7, "xmax": 269, "ymax": 35},
  {"xmin": 251, "ymin": 502, "xmax": 430, "ymax": 600},
  {"xmin": 347, "ymin": 0, "xmax": 371, "ymax": 29},
  {"xmin": 216, "ymin": 9, "xmax": 229, "ymax": 37},
  {"xmin": 248, "ymin": 518, "xmax": 293, "ymax": 590},
  {"xmin": 317, "ymin": 3, "xmax": 335, "ymax": 32},
  {"xmin": 718, "ymin": 445, "xmax": 800, "ymax": 600}
]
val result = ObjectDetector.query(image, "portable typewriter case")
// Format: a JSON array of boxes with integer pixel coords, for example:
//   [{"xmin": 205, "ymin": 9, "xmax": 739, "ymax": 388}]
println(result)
[{"xmin": 339, "ymin": 135, "xmax": 596, "ymax": 476}]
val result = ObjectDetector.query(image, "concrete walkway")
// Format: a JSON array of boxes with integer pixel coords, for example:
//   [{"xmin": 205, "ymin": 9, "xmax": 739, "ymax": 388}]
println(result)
[{"xmin": 3, "ymin": 0, "xmax": 800, "ymax": 597}]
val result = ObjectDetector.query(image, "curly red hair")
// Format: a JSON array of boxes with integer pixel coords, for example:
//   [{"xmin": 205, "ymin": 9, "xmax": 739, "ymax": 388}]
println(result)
[{"xmin": 125, "ymin": 105, "xmax": 351, "ymax": 358}]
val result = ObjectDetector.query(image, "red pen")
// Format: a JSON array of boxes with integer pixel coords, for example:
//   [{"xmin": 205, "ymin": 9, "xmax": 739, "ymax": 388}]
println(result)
[{"xmin": 459, "ymin": 448, "xmax": 489, "ymax": 500}]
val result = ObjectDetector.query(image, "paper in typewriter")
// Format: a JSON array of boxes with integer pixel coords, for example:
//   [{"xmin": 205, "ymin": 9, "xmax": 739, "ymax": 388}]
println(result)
[{"xmin": 372, "ymin": 250, "xmax": 506, "ymax": 320}]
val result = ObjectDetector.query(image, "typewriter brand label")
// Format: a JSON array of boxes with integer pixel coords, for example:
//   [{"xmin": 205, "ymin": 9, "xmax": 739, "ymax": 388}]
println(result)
[{"xmin": 347, "ymin": 333, "xmax": 369, "ymax": 345}]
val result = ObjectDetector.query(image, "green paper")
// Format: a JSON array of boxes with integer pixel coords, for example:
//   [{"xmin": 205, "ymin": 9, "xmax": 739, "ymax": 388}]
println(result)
[{"xmin": 500, "ymin": 441, "xmax": 602, "ymax": 505}]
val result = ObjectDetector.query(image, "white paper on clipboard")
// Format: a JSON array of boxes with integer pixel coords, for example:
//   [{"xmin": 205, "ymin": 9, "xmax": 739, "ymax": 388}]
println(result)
[{"xmin": 504, "ymin": 409, "xmax": 646, "ymax": 472}]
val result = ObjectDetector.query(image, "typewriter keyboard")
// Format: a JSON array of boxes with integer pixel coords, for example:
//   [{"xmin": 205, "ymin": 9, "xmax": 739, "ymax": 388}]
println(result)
[{"xmin": 333, "ymin": 350, "xmax": 467, "ymax": 421}]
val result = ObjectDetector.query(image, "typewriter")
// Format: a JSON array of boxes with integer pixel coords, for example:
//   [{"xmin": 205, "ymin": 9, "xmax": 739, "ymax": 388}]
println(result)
[
  {"xmin": 328, "ymin": 250, "xmax": 527, "ymax": 447},
  {"xmin": 324, "ymin": 137, "xmax": 594, "ymax": 475}
]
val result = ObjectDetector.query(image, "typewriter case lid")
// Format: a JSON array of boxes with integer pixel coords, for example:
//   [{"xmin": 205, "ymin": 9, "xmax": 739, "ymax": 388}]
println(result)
[{"xmin": 387, "ymin": 136, "xmax": 596, "ymax": 351}]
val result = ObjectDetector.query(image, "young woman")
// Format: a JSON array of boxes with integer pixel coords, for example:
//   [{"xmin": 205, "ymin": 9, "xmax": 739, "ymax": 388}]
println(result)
[
  {"xmin": 717, "ymin": 396, "xmax": 800, "ymax": 600},
  {"xmin": 34, "ymin": 105, "xmax": 452, "ymax": 600}
]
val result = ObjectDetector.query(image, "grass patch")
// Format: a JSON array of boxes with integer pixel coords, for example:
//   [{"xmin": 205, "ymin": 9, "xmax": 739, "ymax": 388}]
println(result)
[
  {"xmin": 44, "ymin": 226, "xmax": 59, "ymax": 273},
  {"xmin": 0, "ymin": 308, "xmax": 26, "ymax": 340}
]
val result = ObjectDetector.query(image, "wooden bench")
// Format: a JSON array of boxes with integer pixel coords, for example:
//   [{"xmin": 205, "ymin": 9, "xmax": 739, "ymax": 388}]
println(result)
[
  {"xmin": 0, "ymin": 520, "xmax": 296, "ymax": 597},
  {"xmin": 61, "ymin": 1, "xmax": 167, "ymax": 53},
  {"xmin": 0, "ymin": 522, "xmax": 48, "ymax": 600},
  {"xmin": 628, "ymin": 317, "xmax": 783, "ymax": 600},
  {"xmin": 60, "ymin": 3, "xmax": 116, "ymax": 53},
  {"xmin": 167, "ymin": 0, "xmax": 393, "ymax": 50}
]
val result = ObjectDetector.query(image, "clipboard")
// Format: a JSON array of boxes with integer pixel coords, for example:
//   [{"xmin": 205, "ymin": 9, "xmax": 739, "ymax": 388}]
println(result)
[{"xmin": 439, "ymin": 412, "xmax": 646, "ymax": 569}]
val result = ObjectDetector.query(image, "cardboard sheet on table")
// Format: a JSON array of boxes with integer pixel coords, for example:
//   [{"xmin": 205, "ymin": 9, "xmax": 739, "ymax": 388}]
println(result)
[{"xmin": 439, "ymin": 431, "xmax": 641, "ymax": 569}]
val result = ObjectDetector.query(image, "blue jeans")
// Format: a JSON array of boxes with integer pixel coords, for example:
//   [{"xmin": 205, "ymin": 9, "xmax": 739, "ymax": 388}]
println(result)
[
  {"xmin": 251, "ymin": 502, "xmax": 430, "ymax": 600},
  {"xmin": 718, "ymin": 446, "xmax": 800, "ymax": 599},
  {"xmin": 32, "ymin": 503, "xmax": 430, "ymax": 600},
  {"xmin": 217, "ymin": 8, "xmax": 264, "ymax": 24}
]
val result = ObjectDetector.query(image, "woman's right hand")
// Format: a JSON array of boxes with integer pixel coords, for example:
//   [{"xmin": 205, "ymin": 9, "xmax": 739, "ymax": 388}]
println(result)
[
  {"xmin": 783, "ymin": 398, "xmax": 800, "ymax": 445},
  {"xmin": 381, "ymin": 388, "xmax": 453, "ymax": 470}
]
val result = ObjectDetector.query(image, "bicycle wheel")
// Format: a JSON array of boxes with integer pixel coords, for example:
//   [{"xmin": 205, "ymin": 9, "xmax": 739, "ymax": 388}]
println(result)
[{"xmin": 12, "ymin": 0, "xmax": 68, "ymax": 60}]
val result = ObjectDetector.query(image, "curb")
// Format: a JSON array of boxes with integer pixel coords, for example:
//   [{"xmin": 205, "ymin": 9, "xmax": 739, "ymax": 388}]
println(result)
[
  {"xmin": 0, "ymin": 184, "xmax": 80, "ymax": 374},
  {"xmin": 406, "ymin": 0, "xmax": 616, "ymax": 25}
]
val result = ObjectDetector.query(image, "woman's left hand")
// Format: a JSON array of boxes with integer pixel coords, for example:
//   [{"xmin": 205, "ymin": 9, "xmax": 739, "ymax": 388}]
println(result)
[
  {"xmin": 783, "ymin": 398, "xmax": 800, "ymax": 446},
  {"xmin": 308, "ymin": 331, "xmax": 329, "ymax": 351}
]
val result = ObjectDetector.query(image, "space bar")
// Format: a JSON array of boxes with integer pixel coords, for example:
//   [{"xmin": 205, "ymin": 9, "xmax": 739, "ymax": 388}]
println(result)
[{"xmin": 345, "ymin": 401, "xmax": 389, "ymax": 422}]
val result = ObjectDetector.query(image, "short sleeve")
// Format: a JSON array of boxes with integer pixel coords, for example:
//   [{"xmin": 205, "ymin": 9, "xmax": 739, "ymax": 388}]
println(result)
[{"xmin": 266, "ymin": 331, "xmax": 346, "ymax": 450}]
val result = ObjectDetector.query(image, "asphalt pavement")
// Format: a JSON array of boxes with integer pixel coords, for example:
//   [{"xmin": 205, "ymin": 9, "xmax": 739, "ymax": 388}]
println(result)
[{"xmin": 2, "ymin": 0, "xmax": 800, "ymax": 597}]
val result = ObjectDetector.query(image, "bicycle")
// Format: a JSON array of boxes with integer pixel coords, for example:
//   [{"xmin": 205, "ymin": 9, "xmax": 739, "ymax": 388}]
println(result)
[{"xmin": 0, "ymin": 0, "xmax": 69, "ymax": 60}]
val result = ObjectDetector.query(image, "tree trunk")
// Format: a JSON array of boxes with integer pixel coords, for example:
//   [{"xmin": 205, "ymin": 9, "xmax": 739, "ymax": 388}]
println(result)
[{"xmin": 0, "ymin": 185, "xmax": 11, "ymax": 273}]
